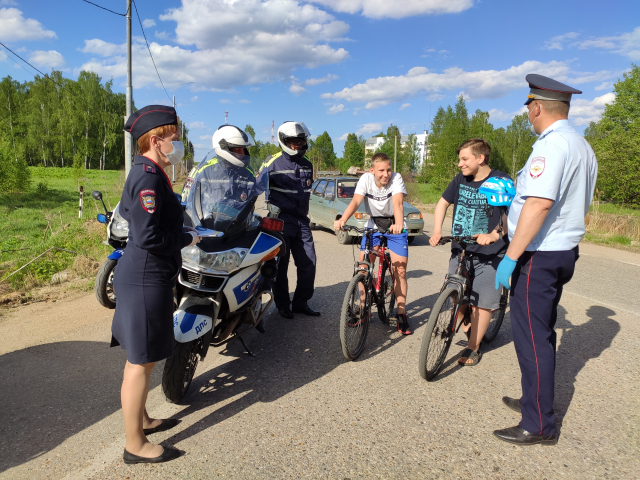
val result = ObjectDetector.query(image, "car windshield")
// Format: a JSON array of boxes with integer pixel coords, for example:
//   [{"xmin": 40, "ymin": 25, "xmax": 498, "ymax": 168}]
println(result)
[
  {"xmin": 185, "ymin": 150, "xmax": 267, "ymax": 235},
  {"xmin": 337, "ymin": 179, "xmax": 358, "ymax": 198}
]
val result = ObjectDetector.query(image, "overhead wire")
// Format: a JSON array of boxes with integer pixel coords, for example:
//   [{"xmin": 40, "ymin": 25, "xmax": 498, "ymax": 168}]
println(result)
[
  {"xmin": 80, "ymin": 0, "xmax": 126, "ymax": 16},
  {"xmin": 132, "ymin": 0, "xmax": 172, "ymax": 103}
]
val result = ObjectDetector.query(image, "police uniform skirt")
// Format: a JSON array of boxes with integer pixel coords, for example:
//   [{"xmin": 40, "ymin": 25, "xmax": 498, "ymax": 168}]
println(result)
[{"xmin": 110, "ymin": 243, "xmax": 179, "ymax": 365}]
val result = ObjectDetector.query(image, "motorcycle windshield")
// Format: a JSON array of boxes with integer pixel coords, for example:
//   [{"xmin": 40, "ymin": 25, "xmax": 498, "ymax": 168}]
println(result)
[{"xmin": 186, "ymin": 150, "xmax": 267, "ymax": 236}]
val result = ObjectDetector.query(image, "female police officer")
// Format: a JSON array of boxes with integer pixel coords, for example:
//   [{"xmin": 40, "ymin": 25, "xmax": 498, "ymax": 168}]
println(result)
[{"xmin": 112, "ymin": 105, "xmax": 201, "ymax": 464}]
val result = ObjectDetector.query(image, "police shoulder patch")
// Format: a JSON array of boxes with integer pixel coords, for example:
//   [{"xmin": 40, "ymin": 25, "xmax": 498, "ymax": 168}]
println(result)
[
  {"xmin": 143, "ymin": 163, "xmax": 156, "ymax": 174},
  {"xmin": 140, "ymin": 189, "xmax": 156, "ymax": 213},
  {"xmin": 529, "ymin": 157, "xmax": 545, "ymax": 178}
]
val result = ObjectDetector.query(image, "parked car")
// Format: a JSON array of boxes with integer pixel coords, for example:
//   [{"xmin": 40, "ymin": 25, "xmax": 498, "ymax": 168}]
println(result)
[{"xmin": 308, "ymin": 174, "xmax": 425, "ymax": 245}]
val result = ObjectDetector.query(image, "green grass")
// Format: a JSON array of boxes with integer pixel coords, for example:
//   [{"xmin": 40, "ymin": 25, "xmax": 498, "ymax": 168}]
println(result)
[
  {"xmin": 411, "ymin": 183, "xmax": 442, "ymax": 205},
  {"xmin": 0, "ymin": 167, "xmax": 124, "ymax": 293},
  {"xmin": 589, "ymin": 201, "xmax": 640, "ymax": 217}
]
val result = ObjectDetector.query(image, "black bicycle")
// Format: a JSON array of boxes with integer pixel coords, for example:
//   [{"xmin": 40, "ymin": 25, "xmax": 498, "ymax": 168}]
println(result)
[
  {"xmin": 418, "ymin": 236, "xmax": 508, "ymax": 380},
  {"xmin": 339, "ymin": 226, "xmax": 396, "ymax": 361}
]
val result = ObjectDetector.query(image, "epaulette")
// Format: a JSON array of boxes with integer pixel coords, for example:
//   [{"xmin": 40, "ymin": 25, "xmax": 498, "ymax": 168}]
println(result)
[{"xmin": 143, "ymin": 163, "xmax": 156, "ymax": 174}]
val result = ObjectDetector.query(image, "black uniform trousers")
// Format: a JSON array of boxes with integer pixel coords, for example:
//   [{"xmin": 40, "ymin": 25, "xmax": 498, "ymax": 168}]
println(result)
[
  {"xmin": 274, "ymin": 213, "xmax": 316, "ymax": 310},
  {"xmin": 510, "ymin": 246, "xmax": 579, "ymax": 436}
]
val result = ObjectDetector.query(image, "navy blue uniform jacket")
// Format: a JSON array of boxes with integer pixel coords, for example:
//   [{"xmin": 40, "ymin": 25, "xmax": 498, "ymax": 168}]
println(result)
[{"xmin": 111, "ymin": 155, "xmax": 192, "ymax": 364}]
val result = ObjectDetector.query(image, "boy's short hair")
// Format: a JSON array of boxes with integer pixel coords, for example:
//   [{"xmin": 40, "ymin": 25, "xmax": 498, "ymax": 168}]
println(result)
[
  {"xmin": 371, "ymin": 152, "xmax": 391, "ymax": 166},
  {"xmin": 457, "ymin": 138, "xmax": 491, "ymax": 166}
]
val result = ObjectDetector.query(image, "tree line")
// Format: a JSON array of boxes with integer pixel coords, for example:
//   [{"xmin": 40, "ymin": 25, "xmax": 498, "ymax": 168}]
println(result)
[{"xmin": 0, "ymin": 71, "xmax": 195, "ymax": 194}]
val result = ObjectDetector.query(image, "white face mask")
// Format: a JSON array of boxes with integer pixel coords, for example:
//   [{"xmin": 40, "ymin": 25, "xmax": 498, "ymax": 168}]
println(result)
[
  {"xmin": 528, "ymin": 104, "xmax": 540, "ymax": 135},
  {"xmin": 158, "ymin": 137, "xmax": 185, "ymax": 165}
]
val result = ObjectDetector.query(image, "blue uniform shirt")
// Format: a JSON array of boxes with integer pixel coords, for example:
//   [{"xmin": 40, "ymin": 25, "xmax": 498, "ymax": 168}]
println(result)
[
  {"xmin": 257, "ymin": 151, "xmax": 314, "ymax": 218},
  {"xmin": 507, "ymin": 120, "xmax": 598, "ymax": 251}
]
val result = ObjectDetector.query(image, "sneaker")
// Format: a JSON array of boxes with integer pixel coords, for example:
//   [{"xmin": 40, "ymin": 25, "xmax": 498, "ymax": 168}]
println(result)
[{"xmin": 396, "ymin": 313, "xmax": 412, "ymax": 335}]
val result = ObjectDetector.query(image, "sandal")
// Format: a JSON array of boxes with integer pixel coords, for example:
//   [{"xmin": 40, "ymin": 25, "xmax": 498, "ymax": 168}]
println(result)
[{"xmin": 458, "ymin": 348, "xmax": 482, "ymax": 366}]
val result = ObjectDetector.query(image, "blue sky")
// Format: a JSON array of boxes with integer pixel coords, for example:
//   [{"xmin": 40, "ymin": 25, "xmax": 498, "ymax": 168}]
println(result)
[{"xmin": 1, "ymin": 0, "xmax": 639, "ymax": 162}]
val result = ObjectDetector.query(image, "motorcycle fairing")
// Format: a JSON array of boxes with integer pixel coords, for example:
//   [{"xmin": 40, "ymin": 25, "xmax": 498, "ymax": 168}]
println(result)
[
  {"xmin": 107, "ymin": 249, "xmax": 124, "ymax": 260},
  {"xmin": 239, "ymin": 232, "xmax": 281, "ymax": 267},
  {"xmin": 223, "ymin": 263, "xmax": 260, "ymax": 312},
  {"xmin": 173, "ymin": 295, "xmax": 213, "ymax": 343}
]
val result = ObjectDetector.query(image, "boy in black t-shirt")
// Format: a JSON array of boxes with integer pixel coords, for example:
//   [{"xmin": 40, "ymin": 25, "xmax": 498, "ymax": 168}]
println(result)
[{"xmin": 429, "ymin": 138, "xmax": 511, "ymax": 366}]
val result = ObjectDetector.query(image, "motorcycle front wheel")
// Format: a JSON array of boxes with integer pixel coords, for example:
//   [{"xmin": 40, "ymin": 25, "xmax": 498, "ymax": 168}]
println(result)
[
  {"xmin": 95, "ymin": 259, "xmax": 117, "ymax": 309},
  {"xmin": 162, "ymin": 337, "xmax": 203, "ymax": 404}
]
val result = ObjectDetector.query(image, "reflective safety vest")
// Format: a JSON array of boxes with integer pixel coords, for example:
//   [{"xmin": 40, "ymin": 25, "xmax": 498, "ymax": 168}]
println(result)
[{"xmin": 257, "ymin": 151, "xmax": 314, "ymax": 218}]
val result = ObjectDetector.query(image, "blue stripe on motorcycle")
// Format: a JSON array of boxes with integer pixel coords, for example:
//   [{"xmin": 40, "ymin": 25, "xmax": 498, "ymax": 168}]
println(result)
[
  {"xmin": 249, "ymin": 233, "xmax": 280, "ymax": 255},
  {"xmin": 180, "ymin": 312, "xmax": 198, "ymax": 334},
  {"xmin": 107, "ymin": 249, "xmax": 124, "ymax": 260}
]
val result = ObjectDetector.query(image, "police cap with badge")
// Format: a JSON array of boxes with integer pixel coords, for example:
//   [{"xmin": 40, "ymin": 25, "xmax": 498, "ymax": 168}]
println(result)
[
  {"xmin": 524, "ymin": 74, "xmax": 582, "ymax": 105},
  {"xmin": 124, "ymin": 104, "xmax": 178, "ymax": 140}
]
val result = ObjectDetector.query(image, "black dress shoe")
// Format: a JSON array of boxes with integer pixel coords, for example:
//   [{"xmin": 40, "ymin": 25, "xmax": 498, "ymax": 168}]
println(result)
[
  {"xmin": 123, "ymin": 446, "xmax": 182, "ymax": 464},
  {"xmin": 143, "ymin": 418, "xmax": 179, "ymax": 435},
  {"xmin": 502, "ymin": 396, "xmax": 521, "ymax": 413},
  {"xmin": 493, "ymin": 426, "xmax": 557, "ymax": 446},
  {"xmin": 292, "ymin": 304, "xmax": 321, "ymax": 316},
  {"xmin": 278, "ymin": 306, "xmax": 294, "ymax": 319}
]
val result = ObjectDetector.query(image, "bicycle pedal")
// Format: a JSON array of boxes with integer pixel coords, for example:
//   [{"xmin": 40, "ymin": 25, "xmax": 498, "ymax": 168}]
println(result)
[{"xmin": 388, "ymin": 317, "xmax": 398, "ymax": 327}]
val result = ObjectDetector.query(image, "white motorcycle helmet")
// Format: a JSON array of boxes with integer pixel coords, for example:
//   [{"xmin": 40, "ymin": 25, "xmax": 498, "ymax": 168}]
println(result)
[
  {"xmin": 277, "ymin": 121, "xmax": 311, "ymax": 156},
  {"xmin": 211, "ymin": 125, "xmax": 255, "ymax": 167}
]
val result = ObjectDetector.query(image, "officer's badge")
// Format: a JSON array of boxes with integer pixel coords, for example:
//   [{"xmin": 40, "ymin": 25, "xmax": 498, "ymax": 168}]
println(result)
[
  {"xmin": 140, "ymin": 189, "xmax": 156, "ymax": 213},
  {"xmin": 307, "ymin": 179, "xmax": 312, "ymax": 186},
  {"xmin": 240, "ymin": 192, "xmax": 248, "ymax": 201},
  {"xmin": 143, "ymin": 164, "xmax": 156, "ymax": 174},
  {"xmin": 529, "ymin": 157, "xmax": 545, "ymax": 178}
]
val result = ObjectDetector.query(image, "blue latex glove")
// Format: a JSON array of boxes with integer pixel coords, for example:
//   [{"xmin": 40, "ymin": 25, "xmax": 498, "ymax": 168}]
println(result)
[{"xmin": 495, "ymin": 254, "xmax": 518, "ymax": 290}]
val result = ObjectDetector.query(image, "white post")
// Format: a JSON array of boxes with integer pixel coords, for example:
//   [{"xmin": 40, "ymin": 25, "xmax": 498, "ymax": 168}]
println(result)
[
  {"xmin": 78, "ymin": 186, "xmax": 84, "ymax": 219},
  {"xmin": 394, "ymin": 135, "xmax": 397, "ymax": 172},
  {"xmin": 124, "ymin": 0, "xmax": 133, "ymax": 178}
]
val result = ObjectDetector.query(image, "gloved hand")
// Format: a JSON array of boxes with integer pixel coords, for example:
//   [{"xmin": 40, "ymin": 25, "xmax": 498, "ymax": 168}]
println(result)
[{"xmin": 495, "ymin": 254, "xmax": 517, "ymax": 290}]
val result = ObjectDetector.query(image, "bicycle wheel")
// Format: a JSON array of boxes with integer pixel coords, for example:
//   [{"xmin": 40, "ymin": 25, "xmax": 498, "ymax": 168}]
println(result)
[
  {"xmin": 483, "ymin": 287, "xmax": 508, "ymax": 343},
  {"xmin": 376, "ymin": 260, "xmax": 396, "ymax": 324},
  {"xmin": 418, "ymin": 287, "xmax": 458, "ymax": 381},
  {"xmin": 339, "ymin": 273, "xmax": 371, "ymax": 361}
]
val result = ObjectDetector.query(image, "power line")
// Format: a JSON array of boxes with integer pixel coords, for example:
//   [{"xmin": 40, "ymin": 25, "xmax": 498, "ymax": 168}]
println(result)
[
  {"xmin": 80, "ymin": 0, "xmax": 126, "ymax": 16},
  {"xmin": 132, "ymin": 0, "xmax": 172, "ymax": 103}
]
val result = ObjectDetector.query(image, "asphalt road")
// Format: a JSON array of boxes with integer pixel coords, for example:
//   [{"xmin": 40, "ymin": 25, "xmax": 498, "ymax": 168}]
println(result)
[{"xmin": 1, "ymin": 213, "xmax": 638, "ymax": 479}]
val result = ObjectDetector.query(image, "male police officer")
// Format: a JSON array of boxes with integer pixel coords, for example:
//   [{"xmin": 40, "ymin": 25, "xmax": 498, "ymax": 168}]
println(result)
[
  {"xmin": 257, "ymin": 121, "xmax": 319, "ymax": 319},
  {"xmin": 494, "ymin": 75, "xmax": 598, "ymax": 445}
]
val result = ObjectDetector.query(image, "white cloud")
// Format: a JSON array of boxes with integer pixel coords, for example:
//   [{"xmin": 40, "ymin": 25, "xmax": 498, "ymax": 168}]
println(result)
[
  {"xmin": 594, "ymin": 82, "xmax": 613, "ymax": 91},
  {"xmin": 427, "ymin": 93, "xmax": 444, "ymax": 102},
  {"xmin": 0, "ymin": 1, "xmax": 18, "ymax": 6},
  {"xmin": 289, "ymin": 82, "xmax": 307, "ymax": 95},
  {"xmin": 29, "ymin": 50, "xmax": 65, "ymax": 68},
  {"xmin": 310, "ymin": 0, "xmax": 473, "ymax": 19},
  {"xmin": 250, "ymin": 86, "xmax": 260, "ymax": 91},
  {"xmin": 142, "ymin": 18, "xmax": 156, "ymax": 28},
  {"xmin": 575, "ymin": 27, "xmax": 640, "ymax": 61},
  {"xmin": 188, "ymin": 121, "xmax": 207, "ymax": 129},
  {"xmin": 543, "ymin": 32, "xmax": 579, "ymax": 50},
  {"xmin": 327, "ymin": 104, "xmax": 347, "ymax": 114},
  {"xmin": 0, "ymin": 7, "xmax": 56, "ymax": 42},
  {"xmin": 199, "ymin": 135, "xmax": 211, "ymax": 140},
  {"xmin": 79, "ymin": 39, "xmax": 125, "ymax": 57},
  {"xmin": 570, "ymin": 92, "xmax": 616, "ymax": 126},
  {"xmin": 337, "ymin": 132, "xmax": 349, "ymax": 141},
  {"xmin": 304, "ymin": 73, "xmax": 339, "ymax": 86},
  {"xmin": 354, "ymin": 122, "xmax": 383, "ymax": 136},
  {"xmin": 191, "ymin": 95, "xmax": 198, "ymax": 101},
  {"xmin": 488, "ymin": 106, "xmax": 526, "ymax": 123},
  {"xmin": 322, "ymin": 61, "xmax": 574, "ymax": 108},
  {"xmin": 239, "ymin": 99, "xmax": 251, "ymax": 103},
  {"xmin": 399, "ymin": 103, "xmax": 411, "ymax": 111},
  {"xmin": 155, "ymin": 31, "xmax": 169, "ymax": 40},
  {"xmin": 220, "ymin": 99, "xmax": 232, "ymax": 104},
  {"xmin": 79, "ymin": 0, "xmax": 349, "ymax": 91}
]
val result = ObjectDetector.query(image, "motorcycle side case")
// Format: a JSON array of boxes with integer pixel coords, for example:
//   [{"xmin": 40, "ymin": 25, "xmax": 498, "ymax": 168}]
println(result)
[
  {"xmin": 107, "ymin": 249, "xmax": 124, "ymax": 260},
  {"xmin": 173, "ymin": 295, "xmax": 215, "ymax": 343},
  {"xmin": 239, "ymin": 232, "xmax": 281, "ymax": 267},
  {"xmin": 224, "ymin": 263, "xmax": 262, "ymax": 313}
]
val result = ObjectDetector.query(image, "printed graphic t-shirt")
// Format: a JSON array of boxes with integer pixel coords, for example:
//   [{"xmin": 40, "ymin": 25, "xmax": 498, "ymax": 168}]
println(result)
[
  {"xmin": 355, "ymin": 172, "xmax": 407, "ymax": 229},
  {"xmin": 442, "ymin": 169, "xmax": 511, "ymax": 257}
]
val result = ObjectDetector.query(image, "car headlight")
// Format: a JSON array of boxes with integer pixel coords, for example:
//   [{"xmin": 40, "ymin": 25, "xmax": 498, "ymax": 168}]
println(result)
[
  {"xmin": 182, "ymin": 245, "xmax": 248, "ymax": 273},
  {"xmin": 406, "ymin": 212, "xmax": 423, "ymax": 220},
  {"xmin": 354, "ymin": 212, "xmax": 370, "ymax": 220}
]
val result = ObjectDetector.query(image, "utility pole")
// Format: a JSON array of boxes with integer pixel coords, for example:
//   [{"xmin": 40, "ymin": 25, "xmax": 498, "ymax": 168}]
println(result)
[
  {"xmin": 394, "ymin": 134, "xmax": 397, "ymax": 172},
  {"xmin": 271, "ymin": 120, "xmax": 275, "ymax": 145},
  {"xmin": 124, "ymin": 0, "xmax": 133, "ymax": 178},
  {"xmin": 225, "ymin": 111, "xmax": 229, "ymax": 125}
]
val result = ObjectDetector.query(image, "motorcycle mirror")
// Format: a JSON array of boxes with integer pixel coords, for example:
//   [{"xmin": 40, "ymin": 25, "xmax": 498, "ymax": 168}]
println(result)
[
  {"xmin": 92, "ymin": 190, "xmax": 103, "ymax": 201},
  {"xmin": 97, "ymin": 213, "xmax": 107, "ymax": 224}
]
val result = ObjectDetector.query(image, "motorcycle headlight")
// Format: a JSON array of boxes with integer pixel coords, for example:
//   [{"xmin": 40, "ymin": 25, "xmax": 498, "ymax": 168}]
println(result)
[
  {"xmin": 182, "ymin": 246, "xmax": 248, "ymax": 273},
  {"xmin": 109, "ymin": 204, "xmax": 129, "ymax": 239},
  {"xmin": 406, "ymin": 212, "xmax": 423, "ymax": 220}
]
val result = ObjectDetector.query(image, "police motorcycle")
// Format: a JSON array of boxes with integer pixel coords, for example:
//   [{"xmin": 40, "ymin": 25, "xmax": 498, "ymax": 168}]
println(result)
[
  {"xmin": 92, "ymin": 191, "xmax": 129, "ymax": 309},
  {"xmin": 162, "ymin": 126, "xmax": 286, "ymax": 403}
]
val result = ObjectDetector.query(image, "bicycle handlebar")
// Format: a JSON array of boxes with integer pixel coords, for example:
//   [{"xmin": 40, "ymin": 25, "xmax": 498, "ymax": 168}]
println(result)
[
  {"xmin": 437, "ymin": 235, "xmax": 478, "ymax": 246},
  {"xmin": 341, "ymin": 225, "xmax": 388, "ymax": 235}
]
